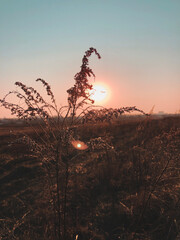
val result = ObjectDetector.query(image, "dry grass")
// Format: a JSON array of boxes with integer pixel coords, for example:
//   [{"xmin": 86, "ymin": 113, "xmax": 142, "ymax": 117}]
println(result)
[{"xmin": 0, "ymin": 115, "xmax": 179, "ymax": 239}]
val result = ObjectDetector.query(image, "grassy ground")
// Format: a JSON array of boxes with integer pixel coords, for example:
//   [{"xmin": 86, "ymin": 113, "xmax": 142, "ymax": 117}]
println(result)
[{"xmin": 0, "ymin": 115, "xmax": 180, "ymax": 239}]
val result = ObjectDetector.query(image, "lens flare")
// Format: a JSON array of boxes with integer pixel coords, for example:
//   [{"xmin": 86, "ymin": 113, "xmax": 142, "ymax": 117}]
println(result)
[
  {"xmin": 71, "ymin": 140, "xmax": 88, "ymax": 150},
  {"xmin": 77, "ymin": 143, "xmax": 81, "ymax": 148}
]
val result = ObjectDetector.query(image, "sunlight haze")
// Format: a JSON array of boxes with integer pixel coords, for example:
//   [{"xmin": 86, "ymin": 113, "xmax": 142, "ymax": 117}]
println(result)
[{"xmin": 0, "ymin": 0, "xmax": 180, "ymax": 118}]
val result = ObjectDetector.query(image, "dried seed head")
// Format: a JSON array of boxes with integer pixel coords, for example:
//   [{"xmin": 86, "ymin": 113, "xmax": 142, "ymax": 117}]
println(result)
[
  {"xmin": 82, "ymin": 107, "xmax": 148, "ymax": 123},
  {"xmin": 36, "ymin": 78, "xmax": 56, "ymax": 105},
  {"xmin": 67, "ymin": 47, "xmax": 101, "ymax": 109}
]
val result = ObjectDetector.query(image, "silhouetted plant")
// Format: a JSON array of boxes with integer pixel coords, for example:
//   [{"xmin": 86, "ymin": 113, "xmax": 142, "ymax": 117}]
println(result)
[{"xmin": 0, "ymin": 48, "xmax": 149, "ymax": 240}]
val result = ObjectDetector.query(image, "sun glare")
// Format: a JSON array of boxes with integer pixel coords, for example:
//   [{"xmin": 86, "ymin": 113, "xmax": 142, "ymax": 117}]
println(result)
[{"xmin": 90, "ymin": 83, "xmax": 110, "ymax": 104}]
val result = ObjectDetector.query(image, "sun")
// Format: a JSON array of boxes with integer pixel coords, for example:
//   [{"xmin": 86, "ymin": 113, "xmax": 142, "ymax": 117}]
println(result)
[{"xmin": 90, "ymin": 83, "xmax": 110, "ymax": 104}]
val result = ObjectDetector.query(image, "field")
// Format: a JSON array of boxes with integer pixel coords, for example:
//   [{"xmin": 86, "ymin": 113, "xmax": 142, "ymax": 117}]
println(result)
[{"xmin": 0, "ymin": 115, "xmax": 180, "ymax": 240}]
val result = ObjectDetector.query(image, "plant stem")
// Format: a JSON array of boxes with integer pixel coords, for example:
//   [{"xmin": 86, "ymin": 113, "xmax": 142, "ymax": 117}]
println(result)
[{"xmin": 56, "ymin": 143, "xmax": 61, "ymax": 240}]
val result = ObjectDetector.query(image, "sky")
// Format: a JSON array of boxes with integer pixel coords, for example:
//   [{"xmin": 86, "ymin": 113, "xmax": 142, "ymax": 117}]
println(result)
[{"xmin": 0, "ymin": 0, "xmax": 180, "ymax": 118}]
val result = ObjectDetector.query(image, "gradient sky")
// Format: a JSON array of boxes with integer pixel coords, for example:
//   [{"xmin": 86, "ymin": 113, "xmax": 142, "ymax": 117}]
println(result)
[{"xmin": 0, "ymin": 0, "xmax": 180, "ymax": 118}]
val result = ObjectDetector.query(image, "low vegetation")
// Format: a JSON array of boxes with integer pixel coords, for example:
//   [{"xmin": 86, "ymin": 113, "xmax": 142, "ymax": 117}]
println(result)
[{"xmin": 0, "ymin": 48, "xmax": 180, "ymax": 240}]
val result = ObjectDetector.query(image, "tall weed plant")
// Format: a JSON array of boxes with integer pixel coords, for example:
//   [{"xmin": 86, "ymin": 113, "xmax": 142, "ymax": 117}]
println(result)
[{"xmin": 1, "ymin": 48, "xmax": 149, "ymax": 239}]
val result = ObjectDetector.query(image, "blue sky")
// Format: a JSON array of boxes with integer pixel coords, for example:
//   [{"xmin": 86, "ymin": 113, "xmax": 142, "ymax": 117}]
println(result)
[{"xmin": 0, "ymin": 0, "xmax": 180, "ymax": 117}]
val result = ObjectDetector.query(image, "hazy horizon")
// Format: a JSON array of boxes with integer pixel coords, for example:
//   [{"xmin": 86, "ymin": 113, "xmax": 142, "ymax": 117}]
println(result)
[{"xmin": 1, "ymin": 0, "xmax": 180, "ymax": 118}]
